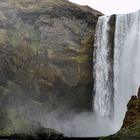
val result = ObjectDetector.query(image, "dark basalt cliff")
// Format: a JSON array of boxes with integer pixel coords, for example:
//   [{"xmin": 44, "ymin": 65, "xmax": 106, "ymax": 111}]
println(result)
[{"xmin": 0, "ymin": 0, "xmax": 102, "ymax": 135}]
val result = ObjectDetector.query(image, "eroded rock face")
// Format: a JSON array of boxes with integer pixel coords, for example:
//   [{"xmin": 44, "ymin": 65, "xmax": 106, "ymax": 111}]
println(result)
[
  {"xmin": 122, "ymin": 87, "xmax": 140, "ymax": 128},
  {"xmin": 121, "ymin": 95, "xmax": 140, "ymax": 128},
  {"xmin": 0, "ymin": 0, "xmax": 102, "ymax": 134},
  {"xmin": 101, "ymin": 87, "xmax": 140, "ymax": 140}
]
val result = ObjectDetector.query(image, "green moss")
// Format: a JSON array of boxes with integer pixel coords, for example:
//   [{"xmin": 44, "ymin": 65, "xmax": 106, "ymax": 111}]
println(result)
[
  {"xmin": 84, "ymin": 36, "xmax": 94, "ymax": 49},
  {"xmin": 0, "ymin": 127, "xmax": 14, "ymax": 136},
  {"xmin": 73, "ymin": 36, "xmax": 93, "ymax": 64},
  {"xmin": 81, "ymin": 36, "xmax": 94, "ymax": 52},
  {"xmin": 116, "ymin": 120, "xmax": 140, "ymax": 137},
  {"xmin": 0, "ymin": 108, "xmax": 33, "ymax": 136},
  {"xmin": 74, "ymin": 54, "xmax": 91, "ymax": 64},
  {"xmin": 101, "ymin": 120, "xmax": 140, "ymax": 140},
  {"xmin": 0, "ymin": 105, "xmax": 53, "ymax": 136}
]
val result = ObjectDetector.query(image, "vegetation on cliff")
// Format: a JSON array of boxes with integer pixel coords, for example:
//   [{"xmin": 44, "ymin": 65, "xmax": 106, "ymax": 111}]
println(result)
[{"xmin": 101, "ymin": 87, "xmax": 140, "ymax": 140}]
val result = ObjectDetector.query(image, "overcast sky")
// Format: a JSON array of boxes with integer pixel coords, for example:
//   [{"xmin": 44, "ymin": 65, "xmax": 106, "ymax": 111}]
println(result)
[{"xmin": 69, "ymin": 0, "xmax": 140, "ymax": 15}]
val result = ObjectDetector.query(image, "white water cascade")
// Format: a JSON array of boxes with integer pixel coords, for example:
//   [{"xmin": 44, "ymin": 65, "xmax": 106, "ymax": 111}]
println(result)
[
  {"xmin": 94, "ymin": 10, "xmax": 140, "ymax": 134},
  {"xmin": 93, "ymin": 16, "xmax": 113, "ymax": 118}
]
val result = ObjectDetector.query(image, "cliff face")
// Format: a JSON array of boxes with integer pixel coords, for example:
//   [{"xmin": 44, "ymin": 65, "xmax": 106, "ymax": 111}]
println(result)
[
  {"xmin": 101, "ymin": 87, "xmax": 140, "ymax": 140},
  {"xmin": 0, "ymin": 0, "xmax": 102, "ymax": 134},
  {"xmin": 115, "ymin": 87, "xmax": 140, "ymax": 137},
  {"xmin": 121, "ymin": 95, "xmax": 140, "ymax": 128}
]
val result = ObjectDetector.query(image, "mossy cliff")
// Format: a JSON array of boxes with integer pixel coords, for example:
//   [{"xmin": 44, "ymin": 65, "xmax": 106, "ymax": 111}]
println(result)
[
  {"xmin": 0, "ymin": 0, "xmax": 102, "ymax": 135},
  {"xmin": 101, "ymin": 87, "xmax": 140, "ymax": 140}
]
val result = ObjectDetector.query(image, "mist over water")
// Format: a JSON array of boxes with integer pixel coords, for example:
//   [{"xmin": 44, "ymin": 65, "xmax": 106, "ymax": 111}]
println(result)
[{"xmin": 36, "ymin": 111, "xmax": 114, "ymax": 137}]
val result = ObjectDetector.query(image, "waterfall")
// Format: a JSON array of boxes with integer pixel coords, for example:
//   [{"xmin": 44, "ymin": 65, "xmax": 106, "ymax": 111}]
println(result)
[
  {"xmin": 114, "ymin": 10, "xmax": 140, "ymax": 129},
  {"xmin": 94, "ymin": 10, "xmax": 140, "ymax": 134},
  {"xmin": 93, "ymin": 16, "xmax": 113, "ymax": 118}
]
